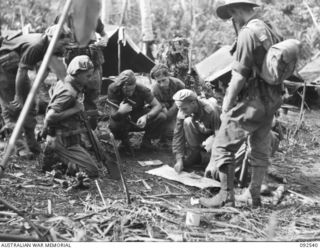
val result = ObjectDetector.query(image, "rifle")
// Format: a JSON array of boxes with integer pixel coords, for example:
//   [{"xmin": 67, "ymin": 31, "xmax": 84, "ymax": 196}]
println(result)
[
  {"xmin": 105, "ymin": 98, "xmax": 140, "ymax": 129},
  {"xmin": 79, "ymin": 111, "xmax": 121, "ymax": 180}
]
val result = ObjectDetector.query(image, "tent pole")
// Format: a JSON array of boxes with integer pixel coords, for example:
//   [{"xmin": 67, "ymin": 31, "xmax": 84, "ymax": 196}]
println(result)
[
  {"xmin": 118, "ymin": 38, "xmax": 121, "ymax": 74},
  {"xmin": 0, "ymin": 0, "xmax": 73, "ymax": 177}
]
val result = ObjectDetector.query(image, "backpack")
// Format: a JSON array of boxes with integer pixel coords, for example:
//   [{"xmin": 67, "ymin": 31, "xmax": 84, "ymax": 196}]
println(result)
[{"xmin": 246, "ymin": 19, "xmax": 301, "ymax": 85}]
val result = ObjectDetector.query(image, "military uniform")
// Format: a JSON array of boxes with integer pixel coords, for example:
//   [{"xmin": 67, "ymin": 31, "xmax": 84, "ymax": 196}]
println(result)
[
  {"xmin": 200, "ymin": 0, "xmax": 283, "ymax": 208},
  {"xmin": 0, "ymin": 33, "xmax": 45, "ymax": 154},
  {"xmin": 61, "ymin": 17, "xmax": 107, "ymax": 128},
  {"xmin": 42, "ymin": 56, "xmax": 99, "ymax": 178},
  {"xmin": 210, "ymin": 19, "xmax": 282, "ymax": 171},
  {"xmin": 173, "ymin": 90, "xmax": 220, "ymax": 168},
  {"xmin": 151, "ymin": 76, "xmax": 185, "ymax": 139},
  {"xmin": 108, "ymin": 70, "xmax": 166, "ymax": 144}
]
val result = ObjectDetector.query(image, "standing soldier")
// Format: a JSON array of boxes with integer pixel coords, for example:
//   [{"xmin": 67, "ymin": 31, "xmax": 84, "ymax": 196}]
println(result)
[
  {"xmin": 201, "ymin": 0, "xmax": 283, "ymax": 208},
  {"xmin": 150, "ymin": 64, "xmax": 185, "ymax": 145},
  {"xmin": 41, "ymin": 55, "xmax": 99, "ymax": 178}
]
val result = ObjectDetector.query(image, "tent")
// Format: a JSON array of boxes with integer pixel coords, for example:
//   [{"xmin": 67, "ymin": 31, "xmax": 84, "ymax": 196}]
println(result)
[
  {"xmin": 196, "ymin": 45, "xmax": 302, "ymax": 84},
  {"xmin": 195, "ymin": 45, "xmax": 320, "ymax": 107},
  {"xmin": 299, "ymin": 52, "xmax": 320, "ymax": 84},
  {"xmin": 195, "ymin": 45, "xmax": 233, "ymax": 83},
  {"xmin": 102, "ymin": 26, "xmax": 155, "ymax": 77}
]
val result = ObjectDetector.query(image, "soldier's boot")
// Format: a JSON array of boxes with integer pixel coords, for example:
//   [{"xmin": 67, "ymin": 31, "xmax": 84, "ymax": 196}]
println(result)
[
  {"xmin": 24, "ymin": 127, "xmax": 41, "ymax": 156},
  {"xmin": 199, "ymin": 164, "xmax": 235, "ymax": 208}
]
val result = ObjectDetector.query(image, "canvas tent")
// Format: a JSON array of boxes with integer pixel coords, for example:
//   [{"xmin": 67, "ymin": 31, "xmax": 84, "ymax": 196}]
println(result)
[
  {"xmin": 195, "ymin": 45, "xmax": 320, "ymax": 107},
  {"xmin": 299, "ymin": 52, "xmax": 320, "ymax": 84},
  {"xmin": 195, "ymin": 45, "xmax": 234, "ymax": 84},
  {"xmin": 102, "ymin": 26, "xmax": 155, "ymax": 77}
]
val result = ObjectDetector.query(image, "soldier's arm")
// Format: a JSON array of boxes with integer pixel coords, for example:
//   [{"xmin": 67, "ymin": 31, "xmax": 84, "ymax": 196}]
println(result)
[
  {"xmin": 45, "ymin": 104, "xmax": 82, "ymax": 125},
  {"xmin": 172, "ymin": 117, "xmax": 185, "ymax": 160},
  {"xmin": 14, "ymin": 67, "xmax": 29, "ymax": 101},
  {"xmin": 222, "ymin": 71, "xmax": 246, "ymax": 113},
  {"xmin": 146, "ymin": 97, "xmax": 162, "ymax": 119},
  {"xmin": 222, "ymin": 29, "xmax": 255, "ymax": 113},
  {"xmin": 166, "ymin": 103, "xmax": 178, "ymax": 119}
]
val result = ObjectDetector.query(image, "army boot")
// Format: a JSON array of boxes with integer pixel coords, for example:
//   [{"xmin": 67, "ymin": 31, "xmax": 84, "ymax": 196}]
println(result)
[{"xmin": 199, "ymin": 164, "xmax": 235, "ymax": 208}]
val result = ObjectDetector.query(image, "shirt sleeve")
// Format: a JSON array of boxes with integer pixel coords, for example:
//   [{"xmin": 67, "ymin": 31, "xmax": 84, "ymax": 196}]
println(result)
[
  {"xmin": 48, "ymin": 91, "xmax": 75, "ymax": 113},
  {"xmin": 172, "ymin": 117, "xmax": 185, "ymax": 159},
  {"xmin": 151, "ymin": 84, "xmax": 162, "ymax": 104},
  {"xmin": 232, "ymin": 28, "xmax": 256, "ymax": 79},
  {"xmin": 141, "ymin": 85, "xmax": 155, "ymax": 104},
  {"xmin": 176, "ymin": 78, "xmax": 185, "ymax": 90},
  {"xmin": 107, "ymin": 83, "xmax": 126, "ymax": 121},
  {"xmin": 19, "ymin": 43, "xmax": 45, "ymax": 70}
]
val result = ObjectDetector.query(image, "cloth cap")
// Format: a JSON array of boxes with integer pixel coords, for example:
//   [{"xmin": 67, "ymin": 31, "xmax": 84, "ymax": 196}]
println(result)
[
  {"xmin": 173, "ymin": 89, "xmax": 197, "ymax": 103},
  {"xmin": 67, "ymin": 55, "xmax": 94, "ymax": 76},
  {"xmin": 116, "ymin": 70, "xmax": 136, "ymax": 87},
  {"xmin": 45, "ymin": 24, "xmax": 72, "ymax": 39},
  {"xmin": 216, "ymin": 0, "xmax": 259, "ymax": 20}
]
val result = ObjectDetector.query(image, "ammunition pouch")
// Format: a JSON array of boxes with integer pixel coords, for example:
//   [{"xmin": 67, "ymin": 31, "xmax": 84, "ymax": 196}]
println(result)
[
  {"xmin": 47, "ymin": 127, "xmax": 87, "ymax": 148},
  {"xmin": 64, "ymin": 44, "xmax": 104, "ymax": 68}
]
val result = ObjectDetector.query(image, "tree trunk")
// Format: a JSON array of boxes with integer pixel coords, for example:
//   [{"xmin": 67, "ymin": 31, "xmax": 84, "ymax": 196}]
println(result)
[
  {"xmin": 101, "ymin": 0, "xmax": 112, "ymax": 25},
  {"xmin": 140, "ymin": 0, "xmax": 154, "ymax": 59}
]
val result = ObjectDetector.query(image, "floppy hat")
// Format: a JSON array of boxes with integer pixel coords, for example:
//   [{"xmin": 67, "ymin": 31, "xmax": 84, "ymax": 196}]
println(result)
[{"xmin": 216, "ymin": 0, "xmax": 259, "ymax": 20}]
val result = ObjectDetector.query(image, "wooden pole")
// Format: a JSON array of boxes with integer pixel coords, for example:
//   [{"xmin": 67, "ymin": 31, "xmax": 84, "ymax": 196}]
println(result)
[
  {"xmin": 303, "ymin": 0, "xmax": 320, "ymax": 33},
  {"xmin": 0, "ymin": 0, "xmax": 73, "ymax": 176},
  {"xmin": 101, "ymin": 0, "xmax": 112, "ymax": 25}
]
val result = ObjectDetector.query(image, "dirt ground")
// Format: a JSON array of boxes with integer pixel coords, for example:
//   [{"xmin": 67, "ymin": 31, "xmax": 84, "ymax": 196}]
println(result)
[{"xmin": 0, "ymin": 101, "xmax": 320, "ymax": 242}]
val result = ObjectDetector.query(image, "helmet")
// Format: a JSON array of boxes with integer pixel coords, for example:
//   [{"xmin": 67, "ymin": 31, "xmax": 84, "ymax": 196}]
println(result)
[{"xmin": 216, "ymin": 0, "xmax": 260, "ymax": 20}]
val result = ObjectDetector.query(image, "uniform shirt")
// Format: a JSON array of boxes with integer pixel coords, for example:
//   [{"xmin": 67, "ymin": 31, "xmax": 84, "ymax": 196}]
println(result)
[
  {"xmin": 47, "ymin": 77, "xmax": 81, "ymax": 131},
  {"xmin": 232, "ymin": 17, "xmax": 282, "ymax": 104},
  {"xmin": 107, "ymin": 82, "xmax": 155, "ymax": 121},
  {"xmin": 151, "ymin": 77, "xmax": 185, "ymax": 109},
  {"xmin": 172, "ymin": 98, "xmax": 221, "ymax": 159},
  {"xmin": 0, "ymin": 33, "xmax": 43, "ymax": 56},
  {"xmin": 19, "ymin": 36, "xmax": 49, "ymax": 70}
]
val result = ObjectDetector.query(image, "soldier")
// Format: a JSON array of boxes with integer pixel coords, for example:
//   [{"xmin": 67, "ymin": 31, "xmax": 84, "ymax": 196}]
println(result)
[
  {"xmin": 150, "ymin": 64, "xmax": 185, "ymax": 144},
  {"xmin": 55, "ymin": 15, "xmax": 109, "ymax": 129},
  {"xmin": 0, "ymin": 26, "xmax": 71, "ymax": 155},
  {"xmin": 200, "ymin": 0, "xmax": 283, "ymax": 208},
  {"xmin": 107, "ymin": 70, "xmax": 166, "ymax": 151},
  {"xmin": 172, "ymin": 89, "xmax": 220, "ymax": 173},
  {"xmin": 41, "ymin": 55, "xmax": 99, "ymax": 178}
]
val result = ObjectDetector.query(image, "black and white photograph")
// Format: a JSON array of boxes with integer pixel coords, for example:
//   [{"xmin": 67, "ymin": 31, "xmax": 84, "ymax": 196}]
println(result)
[{"xmin": 0, "ymin": 0, "xmax": 319, "ymax": 245}]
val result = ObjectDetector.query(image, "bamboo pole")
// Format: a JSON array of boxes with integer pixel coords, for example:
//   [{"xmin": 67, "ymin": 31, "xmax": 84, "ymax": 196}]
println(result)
[
  {"xmin": 0, "ymin": 0, "xmax": 73, "ymax": 176},
  {"xmin": 303, "ymin": 0, "xmax": 320, "ymax": 33}
]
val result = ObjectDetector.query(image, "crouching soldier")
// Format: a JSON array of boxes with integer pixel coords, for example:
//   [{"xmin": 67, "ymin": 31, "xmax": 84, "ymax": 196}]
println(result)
[
  {"xmin": 41, "ymin": 55, "xmax": 99, "ymax": 178},
  {"xmin": 108, "ymin": 70, "xmax": 166, "ymax": 151},
  {"xmin": 172, "ymin": 89, "xmax": 221, "ymax": 173},
  {"xmin": 150, "ymin": 64, "xmax": 185, "ymax": 145}
]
